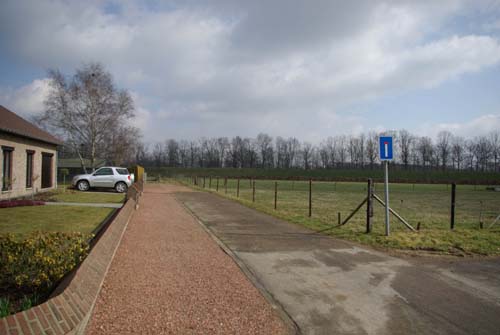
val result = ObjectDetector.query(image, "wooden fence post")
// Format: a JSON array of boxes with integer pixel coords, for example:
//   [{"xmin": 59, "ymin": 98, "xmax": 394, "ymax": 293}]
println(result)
[
  {"xmin": 203, "ymin": 177, "xmax": 206, "ymax": 188},
  {"xmin": 366, "ymin": 178, "xmax": 374, "ymax": 233},
  {"xmin": 450, "ymin": 183, "xmax": 456, "ymax": 230},
  {"xmin": 209, "ymin": 176, "xmax": 212, "ymax": 189},
  {"xmin": 274, "ymin": 181, "xmax": 278, "ymax": 210},
  {"xmin": 225, "ymin": 177, "xmax": 228, "ymax": 194},
  {"xmin": 216, "ymin": 177, "xmax": 219, "ymax": 192},
  {"xmin": 252, "ymin": 181, "xmax": 256, "ymax": 202},
  {"xmin": 308, "ymin": 179, "xmax": 312, "ymax": 217},
  {"xmin": 237, "ymin": 178, "xmax": 240, "ymax": 197},
  {"xmin": 338, "ymin": 212, "xmax": 341, "ymax": 225}
]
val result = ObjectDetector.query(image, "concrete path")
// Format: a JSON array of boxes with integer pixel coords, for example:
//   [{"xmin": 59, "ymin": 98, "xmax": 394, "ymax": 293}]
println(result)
[
  {"xmin": 176, "ymin": 191, "xmax": 500, "ymax": 335},
  {"xmin": 86, "ymin": 184, "xmax": 288, "ymax": 334},
  {"xmin": 45, "ymin": 201, "xmax": 123, "ymax": 208}
]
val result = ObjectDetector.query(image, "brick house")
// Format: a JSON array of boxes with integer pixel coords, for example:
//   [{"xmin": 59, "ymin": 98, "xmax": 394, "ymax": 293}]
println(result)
[{"xmin": 0, "ymin": 105, "xmax": 62, "ymax": 200}]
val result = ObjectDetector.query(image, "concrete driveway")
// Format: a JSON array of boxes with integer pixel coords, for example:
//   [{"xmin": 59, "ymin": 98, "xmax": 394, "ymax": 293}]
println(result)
[{"xmin": 175, "ymin": 191, "xmax": 500, "ymax": 335}]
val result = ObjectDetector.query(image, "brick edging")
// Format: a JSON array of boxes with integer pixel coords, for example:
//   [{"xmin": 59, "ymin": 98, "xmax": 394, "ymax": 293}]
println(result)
[{"xmin": 1, "ymin": 197, "xmax": 138, "ymax": 335}]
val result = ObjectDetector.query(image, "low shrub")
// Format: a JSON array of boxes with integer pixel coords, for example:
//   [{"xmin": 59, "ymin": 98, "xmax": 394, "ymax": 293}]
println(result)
[{"xmin": 0, "ymin": 232, "xmax": 92, "ymax": 314}]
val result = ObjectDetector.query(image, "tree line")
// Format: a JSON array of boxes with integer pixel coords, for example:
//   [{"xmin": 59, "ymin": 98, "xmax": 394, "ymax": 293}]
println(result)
[{"xmin": 135, "ymin": 130, "xmax": 500, "ymax": 172}]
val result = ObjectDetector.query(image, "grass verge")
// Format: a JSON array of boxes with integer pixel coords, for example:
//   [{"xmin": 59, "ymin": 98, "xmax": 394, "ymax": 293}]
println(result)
[
  {"xmin": 34, "ymin": 185, "xmax": 125, "ymax": 204},
  {"xmin": 0, "ymin": 205, "xmax": 115, "ymax": 238}
]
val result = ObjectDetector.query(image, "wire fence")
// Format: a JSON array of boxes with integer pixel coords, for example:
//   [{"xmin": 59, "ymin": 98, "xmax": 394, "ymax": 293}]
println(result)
[{"xmin": 183, "ymin": 176, "xmax": 500, "ymax": 233}]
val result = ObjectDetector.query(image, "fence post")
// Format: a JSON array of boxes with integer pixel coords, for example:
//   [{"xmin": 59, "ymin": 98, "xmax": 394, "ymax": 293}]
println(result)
[
  {"xmin": 209, "ymin": 176, "xmax": 212, "ymax": 189},
  {"xmin": 450, "ymin": 183, "xmax": 456, "ymax": 230},
  {"xmin": 237, "ymin": 178, "xmax": 240, "ymax": 197},
  {"xmin": 274, "ymin": 181, "xmax": 278, "ymax": 210},
  {"xmin": 216, "ymin": 177, "xmax": 219, "ymax": 192},
  {"xmin": 309, "ymin": 179, "xmax": 312, "ymax": 217},
  {"xmin": 225, "ymin": 177, "xmax": 228, "ymax": 194},
  {"xmin": 203, "ymin": 176, "xmax": 206, "ymax": 188},
  {"xmin": 252, "ymin": 180, "xmax": 256, "ymax": 202},
  {"xmin": 338, "ymin": 212, "xmax": 341, "ymax": 225},
  {"xmin": 366, "ymin": 178, "xmax": 374, "ymax": 233}
]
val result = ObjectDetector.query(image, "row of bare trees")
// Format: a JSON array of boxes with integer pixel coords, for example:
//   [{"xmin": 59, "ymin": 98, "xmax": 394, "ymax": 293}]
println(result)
[{"xmin": 137, "ymin": 130, "xmax": 500, "ymax": 172}]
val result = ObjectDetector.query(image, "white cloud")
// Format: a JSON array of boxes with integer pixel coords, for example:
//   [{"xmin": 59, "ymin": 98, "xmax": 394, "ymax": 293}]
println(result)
[
  {"xmin": 419, "ymin": 114, "xmax": 500, "ymax": 139},
  {"xmin": 1, "ymin": 0, "xmax": 500, "ymax": 142},
  {"xmin": 0, "ymin": 79, "xmax": 51, "ymax": 118}
]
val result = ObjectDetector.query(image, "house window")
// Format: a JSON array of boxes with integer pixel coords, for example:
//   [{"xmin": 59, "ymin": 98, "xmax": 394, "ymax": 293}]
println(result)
[
  {"xmin": 41, "ymin": 153, "xmax": 53, "ymax": 189},
  {"xmin": 2, "ymin": 146, "xmax": 14, "ymax": 191},
  {"xmin": 26, "ymin": 150, "xmax": 34, "ymax": 188}
]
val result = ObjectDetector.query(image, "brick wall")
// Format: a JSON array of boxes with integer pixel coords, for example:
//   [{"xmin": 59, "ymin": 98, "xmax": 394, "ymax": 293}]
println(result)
[
  {"xmin": 0, "ymin": 133, "xmax": 58, "ymax": 201},
  {"xmin": 0, "ymin": 196, "xmax": 138, "ymax": 335}
]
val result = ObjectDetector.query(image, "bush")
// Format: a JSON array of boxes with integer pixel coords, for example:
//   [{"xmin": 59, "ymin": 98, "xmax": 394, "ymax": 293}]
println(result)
[{"xmin": 0, "ymin": 232, "xmax": 92, "ymax": 295}]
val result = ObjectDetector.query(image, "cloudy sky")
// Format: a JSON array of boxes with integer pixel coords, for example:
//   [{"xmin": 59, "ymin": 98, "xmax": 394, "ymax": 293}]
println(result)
[{"xmin": 1, "ymin": 0, "xmax": 500, "ymax": 144}]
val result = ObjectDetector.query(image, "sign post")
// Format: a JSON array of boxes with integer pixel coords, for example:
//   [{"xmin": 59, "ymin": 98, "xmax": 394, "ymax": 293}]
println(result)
[{"xmin": 379, "ymin": 136, "xmax": 393, "ymax": 236}]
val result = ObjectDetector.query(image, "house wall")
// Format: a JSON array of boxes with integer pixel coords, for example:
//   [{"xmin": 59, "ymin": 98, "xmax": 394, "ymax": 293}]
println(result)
[{"xmin": 0, "ymin": 132, "xmax": 58, "ymax": 200}]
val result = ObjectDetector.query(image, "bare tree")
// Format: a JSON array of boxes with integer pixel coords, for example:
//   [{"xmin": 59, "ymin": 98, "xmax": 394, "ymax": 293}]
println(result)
[
  {"xmin": 489, "ymin": 131, "xmax": 500, "ymax": 172},
  {"xmin": 398, "ymin": 130, "xmax": 413, "ymax": 169},
  {"xmin": 417, "ymin": 137, "xmax": 433, "ymax": 168},
  {"xmin": 152, "ymin": 142, "xmax": 164, "ymax": 167},
  {"xmin": 336, "ymin": 135, "xmax": 348, "ymax": 167},
  {"xmin": 436, "ymin": 131, "xmax": 452, "ymax": 170},
  {"xmin": 165, "ymin": 139, "xmax": 180, "ymax": 167},
  {"xmin": 475, "ymin": 136, "xmax": 492, "ymax": 171},
  {"xmin": 41, "ymin": 63, "xmax": 136, "ymax": 171},
  {"xmin": 302, "ymin": 142, "xmax": 313, "ymax": 170},
  {"xmin": 256, "ymin": 133, "xmax": 273, "ymax": 168},
  {"xmin": 366, "ymin": 132, "xmax": 378, "ymax": 169},
  {"xmin": 451, "ymin": 136, "xmax": 465, "ymax": 170}
]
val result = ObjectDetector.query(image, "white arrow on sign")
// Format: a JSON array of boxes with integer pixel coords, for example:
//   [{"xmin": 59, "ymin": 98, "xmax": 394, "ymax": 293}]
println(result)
[{"xmin": 384, "ymin": 142, "xmax": 388, "ymax": 158}]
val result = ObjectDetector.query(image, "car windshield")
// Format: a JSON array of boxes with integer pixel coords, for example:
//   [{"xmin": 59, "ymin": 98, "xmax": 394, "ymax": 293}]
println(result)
[{"xmin": 116, "ymin": 168, "xmax": 129, "ymax": 175}]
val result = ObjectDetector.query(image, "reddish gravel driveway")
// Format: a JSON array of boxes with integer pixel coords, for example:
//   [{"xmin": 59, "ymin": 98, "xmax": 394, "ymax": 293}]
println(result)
[{"xmin": 86, "ymin": 184, "xmax": 287, "ymax": 335}]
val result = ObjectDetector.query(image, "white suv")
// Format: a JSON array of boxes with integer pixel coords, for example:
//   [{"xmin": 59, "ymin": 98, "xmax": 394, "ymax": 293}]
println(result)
[{"xmin": 72, "ymin": 167, "xmax": 134, "ymax": 193}]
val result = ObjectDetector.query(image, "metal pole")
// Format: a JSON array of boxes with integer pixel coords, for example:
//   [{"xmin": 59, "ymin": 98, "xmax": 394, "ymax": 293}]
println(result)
[
  {"xmin": 384, "ymin": 161, "xmax": 390, "ymax": 236},
  {"xmin": 308, "ymin": 179, "xmax": 312, "ymax": 217},
  {"xmin": 252, "ymin": 181, "xmax": 256, "ymax": 202},
  {"xmin": 274, "ymin": 181, "xmax": 278, "ymax": 210},
  {"xmin": 450, "ymin": 183, "xmax": 456, "ymax": 230},
  {"xmin": 366, "ymin": 178, "xmax": 373, "ymax": 233}
]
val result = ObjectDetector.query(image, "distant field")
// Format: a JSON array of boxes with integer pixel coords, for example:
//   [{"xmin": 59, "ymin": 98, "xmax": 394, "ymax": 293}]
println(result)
[
  {"xmin": 178, "ymin": 177, "xmax": 500, "ymax": 256},
  {"xmin": 147, "ymin": 167, "xmax": 500, "ymax": 185}
]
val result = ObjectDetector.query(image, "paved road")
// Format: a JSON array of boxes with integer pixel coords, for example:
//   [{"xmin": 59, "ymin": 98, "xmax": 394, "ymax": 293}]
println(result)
[
  {"xmin": 176, "ymin": 191, "xmax": 500, "ymax": 335},
  {"xmin": 86, "ymin": 185, "xmax": 287, "ymax": 334}
]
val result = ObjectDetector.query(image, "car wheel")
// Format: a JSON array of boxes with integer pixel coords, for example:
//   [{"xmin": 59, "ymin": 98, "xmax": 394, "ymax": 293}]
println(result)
[
  {"xmin": 115, "ymin": 182, "xmax": 128, "ymax": 193},
  {"xmin": 77, "ymin": 180, "xmax": 90, "ymax": 191}
]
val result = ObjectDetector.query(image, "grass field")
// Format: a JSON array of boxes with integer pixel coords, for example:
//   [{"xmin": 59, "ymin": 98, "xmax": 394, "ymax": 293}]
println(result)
[
  {"xmin": 147, "ymin": 166, "xmax": 500, "ymax": 185},
  {"xmin": 0, "ymin": 206, "xmax": 115, "ymax": 237},
  {"xmin": 34, "ymin": 185, "xmax": 125, "ymax": 204},
  {"xmin": 181, "ymin": 177, "xmax": 500, "ymax": 256}
]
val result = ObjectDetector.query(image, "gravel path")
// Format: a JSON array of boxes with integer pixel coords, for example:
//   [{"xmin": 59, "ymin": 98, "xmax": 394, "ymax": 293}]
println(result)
[{"xmin": 86, "ymin": 184, "xmax": 288, "ymax": 335}]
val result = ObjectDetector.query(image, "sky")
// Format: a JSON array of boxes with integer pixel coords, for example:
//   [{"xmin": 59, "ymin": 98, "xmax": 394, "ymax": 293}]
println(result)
[{"xmin": 1, "ymin": 0, "xmax": 500, "ymax": 145}]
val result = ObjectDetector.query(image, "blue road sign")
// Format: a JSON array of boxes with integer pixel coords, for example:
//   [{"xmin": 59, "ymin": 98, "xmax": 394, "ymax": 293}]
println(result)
[{"xmin": 379, "ymin": 136, "xmax": 393, "ymax": 160}]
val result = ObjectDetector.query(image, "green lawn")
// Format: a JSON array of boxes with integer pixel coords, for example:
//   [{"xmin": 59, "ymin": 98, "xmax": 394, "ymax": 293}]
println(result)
[
  {"xmin": 0, "ymin": 206, "xmax": 115, "ymax": 238},
  {"xmin": 34, "ymin": 185, "xmax": 125, "ymax": 204},
  {"xmin": 185, "ymin": 178, "xmax": 500, "ymax": 256}
]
